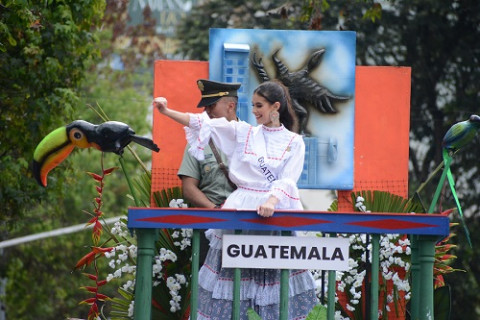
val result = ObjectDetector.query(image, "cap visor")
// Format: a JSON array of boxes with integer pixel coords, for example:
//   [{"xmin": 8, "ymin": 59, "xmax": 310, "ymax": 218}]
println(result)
[{"xmin": 197, "ymin": 96, "xmax": 222, "ymax": 108}]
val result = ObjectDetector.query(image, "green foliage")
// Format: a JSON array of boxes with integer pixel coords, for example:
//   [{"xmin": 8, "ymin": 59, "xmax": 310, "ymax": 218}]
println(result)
[
  {"xmin": 246, "ymin": 303, "xmax": 327, "ymax": 319},
  {"xmin": 175, "ymin": 0, "xmax": 309, "ymax": 60},
  {"xmin": 1, "ymin": 1, "xmax": 155, "ymax": 318},
  {"xmin": 109, "ymin": 287, "xmax": 134, "ymax": 320},
  {"xmin": 4, "ymin": 231, "xmax": 111, "ymax": 319},
  {"xmin": 351, "ymin": 190, "xmax": 425, "ymax": 214},
  {"xmin": 247, "ymin": 307, "xmax": 263, "ymax": 320},
  {"xmin": 434, "ymin": 285, "xmax": 451, "ymax": 320},
  {"xmin": 306, "ymin": 304, "xmax": 328, "ymax": 320},
  {"xmin": 0, "ymin": 0, "xmax": 105, "ymax": 224},
  {"xmin": 445, "ymin": 215, "xmax": 480, "ymax": 320}
]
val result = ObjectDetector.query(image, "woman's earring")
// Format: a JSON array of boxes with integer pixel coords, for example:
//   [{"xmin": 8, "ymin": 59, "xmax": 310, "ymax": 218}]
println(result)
[{"xmin": 270, "ymin": 110, "xmax": 280, "ymax": 126}]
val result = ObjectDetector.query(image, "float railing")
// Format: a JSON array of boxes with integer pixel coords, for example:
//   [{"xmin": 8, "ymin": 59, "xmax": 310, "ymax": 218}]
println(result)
[{"xmin": 127, "ymin": 208, "xmax": 450, "ymax": 320}]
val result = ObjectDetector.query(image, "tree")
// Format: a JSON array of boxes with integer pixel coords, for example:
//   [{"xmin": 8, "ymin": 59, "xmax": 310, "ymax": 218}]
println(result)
[
  {"xmin": 1, "ymin": 1, "xmax": 160, "ymax": 318},
  {"xmin": 175, "ymin": 0, "xmax": 309, "ymax": 60},
  {"xmin": 0, "ymin": 0, "xmax": 105, "ymax": 223}
]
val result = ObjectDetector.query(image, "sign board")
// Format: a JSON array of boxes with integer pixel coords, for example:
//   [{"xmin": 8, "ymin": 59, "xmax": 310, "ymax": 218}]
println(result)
[{"xmin": 222, "ymin": 235, "xmax": 350, "ymax": 271}]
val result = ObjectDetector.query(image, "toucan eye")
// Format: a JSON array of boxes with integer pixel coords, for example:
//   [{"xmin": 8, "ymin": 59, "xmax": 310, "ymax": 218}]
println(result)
[
  {"xmin": 71, "ymin": 129, "xmax": 84, "ymax": 141},
  {"xmin": 69, "ymin": 128, "xmax": 90, "ymax": 148}
]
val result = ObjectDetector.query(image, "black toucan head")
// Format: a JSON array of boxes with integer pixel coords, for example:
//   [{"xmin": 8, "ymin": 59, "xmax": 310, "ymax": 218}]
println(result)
[{"xmin": 32, "ymin": 120, "xmax": 159, "ymax": 187}]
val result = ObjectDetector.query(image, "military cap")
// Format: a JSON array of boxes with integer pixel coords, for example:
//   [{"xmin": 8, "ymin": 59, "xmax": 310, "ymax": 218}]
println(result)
[{"xmin": 196, "ymin": 79, "xmax": 241, "ymax": 108}]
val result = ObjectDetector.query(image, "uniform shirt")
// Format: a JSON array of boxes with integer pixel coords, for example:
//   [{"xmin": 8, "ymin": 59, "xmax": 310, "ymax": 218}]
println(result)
[{"xmin": 177, "ymin": 143, "xmax": 235, "ymax": 206}]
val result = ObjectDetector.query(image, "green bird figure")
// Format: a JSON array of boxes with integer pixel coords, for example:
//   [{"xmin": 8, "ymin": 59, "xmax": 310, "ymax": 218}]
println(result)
[
  {"xmin": 442, "ymin": 114, "xmax": 480, "ymax": 153},
  {"xmin": 430, "ymin": 115, "xmax": 480, "ymax": 247}
]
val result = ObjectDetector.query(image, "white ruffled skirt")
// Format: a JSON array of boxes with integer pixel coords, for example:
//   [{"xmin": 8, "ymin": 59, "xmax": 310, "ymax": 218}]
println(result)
[{"xmin": 195, "ymin": 188, "xmax": 318, "ymax": 320}]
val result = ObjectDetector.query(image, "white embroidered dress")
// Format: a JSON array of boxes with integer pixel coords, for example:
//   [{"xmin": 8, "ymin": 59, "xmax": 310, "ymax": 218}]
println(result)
[{"xmin": 186, "ymin": 112, "xmax": 317, "ymax": 320}]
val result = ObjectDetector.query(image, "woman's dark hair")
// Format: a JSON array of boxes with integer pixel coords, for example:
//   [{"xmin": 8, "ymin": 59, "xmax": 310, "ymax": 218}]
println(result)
[{"xmin": 253, "ymin": 80, "xmax": 299, "ymax": 133}]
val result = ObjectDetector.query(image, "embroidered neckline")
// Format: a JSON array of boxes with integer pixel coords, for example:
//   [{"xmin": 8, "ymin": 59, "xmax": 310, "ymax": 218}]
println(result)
[{"xmin": 262, "ymin": 124, "xmax": 285, "ymax": 132}]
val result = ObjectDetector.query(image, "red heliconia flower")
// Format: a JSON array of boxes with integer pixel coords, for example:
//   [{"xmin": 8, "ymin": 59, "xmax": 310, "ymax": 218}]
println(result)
[
  {"xmin": 82, "ymin": 273, "xmax": 98, "ymax": 281},
  {"xmin": 434, "ymin": 275, "xmax": 445, "ymax": 289},
  {"xmin": 87, "ymin": 302, "xmax": 99, "ymax": 320},
  {"xmin": 87, "ymin": 172, "xmax": 103, "ymax": 182},
  {"xmin": 92, "ymin": 220, "xmax": 103, "ymax": 244},
  {"xmin": 75, "ymin": 247, "xmax": 113, "ymax": 270},
  {"xmin": 75, "ymin": 251, "xmax": 97, "ymax": 270},
  {"xmin": 92, "ymin": 246, "xmax": 114, "ymax": 254},
  {"xmin": 86, "ymin": 216, "xmax": 98, "ymax": 226},
  {"xmin": 96, "ymin": 279, "xmax": 107, "ymax": 287},
  {"xmin": 103, "ymin": 167, "xmax": 118, "ymax": 175},
  {"xmin": 81, "ymin": 286, "xmax": 98, "ymax": 293},
  {"xmin": 96, "ymin": 293, "xmax": 110, "ymax": 301},
  {"xmin": 79, "ymin": 297, "xmax": 96, "ymax": 305}
]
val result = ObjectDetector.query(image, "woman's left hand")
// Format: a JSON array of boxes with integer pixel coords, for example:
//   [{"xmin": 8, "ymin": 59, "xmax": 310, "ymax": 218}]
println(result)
[{"xmin": 257, "ymin": 196, "xmax": 279, "ymax": 217}]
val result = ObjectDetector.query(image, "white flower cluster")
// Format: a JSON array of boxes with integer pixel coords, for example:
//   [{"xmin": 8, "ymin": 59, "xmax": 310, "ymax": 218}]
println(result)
[
  {"xmin": 152, "ymin": 247, "xmax": 178, "ymax": 285},
  {"xmin": 310, "ymin": 269, "xmax": 327, "ymax": 299},
  {"xmin": 379, "ymin": 234, "xmax": 411, "ymax": 298},
  {"xmin": 166, "ymin": 274, "xmax": 187, "ymax": 312},
  {"xmin": 128, "ymin": 301, "xmax": 134, "ymax": 318},
  {"xmin": 171, "ymin": 228, "xmax": 193, "ymax": 250},
  {"xmin": 355, "ymin": 196, "xmax": 369, "ymax": 212},
  {"xmin": 152, "ymin": 247, "xmax": 189, "ymax": 313},
  {"xmin": 105, "ymin": 243, "xmax": 137, "ymax": 283},
  {"xmin": 334, "ymin": 311, "xmax": 350, "ymax": 320},
  {"xmin": 169, "ymin": 198, "xmax": 188, "ymax": 208},
  {"xmin": 111, "ymin": 217, "xmax": 129, "ymax": 238}
]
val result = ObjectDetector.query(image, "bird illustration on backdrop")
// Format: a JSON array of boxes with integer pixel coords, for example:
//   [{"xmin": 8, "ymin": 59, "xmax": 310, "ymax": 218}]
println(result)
[
  {"xmin": 430, "ymin": 114, "xmax": 480, "ymax": 247},
  {"xmin": 32, "ymin": 120, "xmax": 159, "ymax": 187}
]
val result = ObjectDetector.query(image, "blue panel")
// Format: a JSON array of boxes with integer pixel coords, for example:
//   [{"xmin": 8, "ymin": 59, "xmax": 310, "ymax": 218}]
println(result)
[
  {"xmin": 128, "ymin": 208, "xmax": 450, "ymax": 240},
  {"xmin": 210, "ymin": 29, "xmax": 356, "ymax": 190}
]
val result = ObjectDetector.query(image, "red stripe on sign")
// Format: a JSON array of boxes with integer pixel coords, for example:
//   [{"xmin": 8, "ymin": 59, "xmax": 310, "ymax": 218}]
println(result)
[
  {"xmin": 137, "ymin": 214, "xmax": 227, "ymax": 225},
  {"xmin": 347, "ymin": 219, "xmax": 437, "ymax": 230},
  {"xmin": 241, "ymin": 216, "xmax": 333, "ymax": 227}
]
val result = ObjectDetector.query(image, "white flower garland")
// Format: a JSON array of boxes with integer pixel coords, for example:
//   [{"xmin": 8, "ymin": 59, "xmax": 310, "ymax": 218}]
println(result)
[
  {"xmin": 333, "ymin": 196, "xmax": 411, "ymax": 318},
  {"xmin": 105, "ymin": 200, "xmax": 192, "ymax": 318}
]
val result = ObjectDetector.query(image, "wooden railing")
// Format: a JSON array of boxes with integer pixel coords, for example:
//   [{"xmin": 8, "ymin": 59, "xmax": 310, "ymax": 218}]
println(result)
[{"xmin": 127, "ymin": 208, "xmax": 449, "ymax": 320}]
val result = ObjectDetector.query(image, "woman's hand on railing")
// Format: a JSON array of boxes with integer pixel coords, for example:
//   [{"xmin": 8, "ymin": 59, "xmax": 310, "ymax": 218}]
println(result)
[{"xmin": 257, "ymin": 196, "xmax": 279, "ymax": 217}]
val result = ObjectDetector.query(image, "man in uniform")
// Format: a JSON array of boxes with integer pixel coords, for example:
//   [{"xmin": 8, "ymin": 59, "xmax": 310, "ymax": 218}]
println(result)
[{"xmin": 178, "ymin": 79, "xmax": 241, "ymax": 263}]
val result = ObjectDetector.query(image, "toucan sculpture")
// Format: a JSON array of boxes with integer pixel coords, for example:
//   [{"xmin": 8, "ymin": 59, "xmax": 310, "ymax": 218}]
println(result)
[{"xmin": 33, "ymin": 120, "xmax": 159, "ymax": 187}]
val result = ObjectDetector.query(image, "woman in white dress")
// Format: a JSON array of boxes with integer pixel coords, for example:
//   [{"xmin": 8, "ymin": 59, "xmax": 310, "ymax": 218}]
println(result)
[{"xmin": 153, "ymin": 80, "xmax": 318, "ymax": 320}]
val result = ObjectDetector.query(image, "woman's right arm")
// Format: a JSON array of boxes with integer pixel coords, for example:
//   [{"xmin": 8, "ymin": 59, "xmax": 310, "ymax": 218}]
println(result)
[{"xmin": 153, "ymin": 97, "xmax": 190, "ymax": 126}]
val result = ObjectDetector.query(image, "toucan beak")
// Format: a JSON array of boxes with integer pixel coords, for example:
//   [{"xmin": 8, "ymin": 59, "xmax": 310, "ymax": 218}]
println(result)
[{"xmin": 33, "ymin": 126, "xmax": 75, "ymax": 187}]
